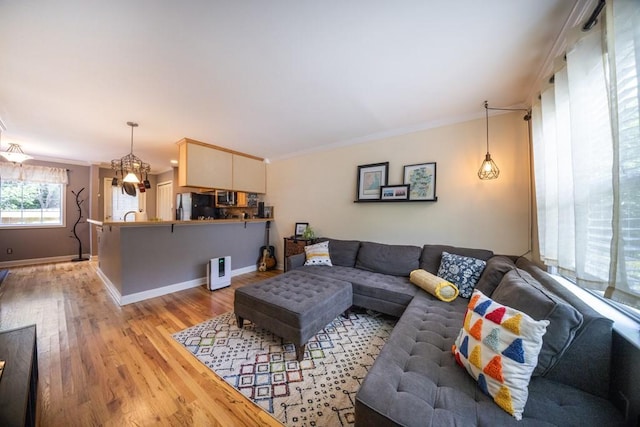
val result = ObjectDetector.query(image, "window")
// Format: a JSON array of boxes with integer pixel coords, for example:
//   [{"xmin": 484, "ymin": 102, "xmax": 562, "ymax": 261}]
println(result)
[
  {"xmin": 0, "ymin": 163, "xmax": 68, "ymax": 228},
  {"xmin": 532, "ymin": 0, "xmax": 640, "ymax": 309},
  {"xmin": 0, "ymin": 180, "xmax": 64, "ymax": 226}
]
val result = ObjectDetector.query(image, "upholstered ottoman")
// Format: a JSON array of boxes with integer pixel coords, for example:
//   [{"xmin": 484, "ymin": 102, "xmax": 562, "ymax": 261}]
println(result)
[{"xmin": 234, "ymin": 270, "xmax": 353, "ymax": 360}]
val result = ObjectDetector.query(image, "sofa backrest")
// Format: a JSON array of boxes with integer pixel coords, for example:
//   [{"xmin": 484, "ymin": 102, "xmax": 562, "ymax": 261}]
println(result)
[
  {"xmin": 515, "ymin": 257, "xmax": 613, "ymax": 399},
  {"xmin": 355, "ymin": 241, "xmax": 422, "ymax": 276},
  {"xmin": 419, "ymin": 244, "xmax": 494, "ymax": 274}
]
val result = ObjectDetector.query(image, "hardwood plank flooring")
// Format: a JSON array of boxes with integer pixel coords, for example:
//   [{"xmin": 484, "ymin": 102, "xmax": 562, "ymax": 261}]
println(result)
[{"xmin": 0, "ymin": 261, "xmax": 283, "ymax": 426}]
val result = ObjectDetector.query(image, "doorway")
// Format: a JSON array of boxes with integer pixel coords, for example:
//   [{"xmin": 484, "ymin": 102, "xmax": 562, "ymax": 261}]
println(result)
[{"xmin": 156, "ymin": 181, "xmax": 174, "ymax": 221}]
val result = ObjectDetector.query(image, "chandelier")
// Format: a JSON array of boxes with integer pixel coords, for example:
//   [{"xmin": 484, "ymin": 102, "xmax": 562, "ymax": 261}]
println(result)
[{"xmin": 111, "ymin": 122, "xmax": 150, "ymax": 184}]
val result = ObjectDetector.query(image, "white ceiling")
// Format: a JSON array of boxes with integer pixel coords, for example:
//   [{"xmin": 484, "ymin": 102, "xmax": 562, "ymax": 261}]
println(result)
[{"xmin": 0, "ymin": 0, "xmax": 581, "ymax": 173}]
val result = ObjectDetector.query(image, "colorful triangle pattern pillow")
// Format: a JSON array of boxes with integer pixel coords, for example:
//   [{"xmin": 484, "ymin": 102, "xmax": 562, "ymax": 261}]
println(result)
[{"xmin": 452, "ymin": 289, "xmax": 549, "ymax": 420}]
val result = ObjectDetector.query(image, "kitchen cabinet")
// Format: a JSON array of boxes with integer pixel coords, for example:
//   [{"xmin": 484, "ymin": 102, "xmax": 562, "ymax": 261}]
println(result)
[
  {"xmin": 232, "ymin": 154, "xmax": 266, "ymax": 194},
  {"xmin": 178, "ymin": 139, "xmax": 232, "ymax": 189},
  {"xmin": 177, "ymin": 138, "xmax": 266, "ymax": 193}
]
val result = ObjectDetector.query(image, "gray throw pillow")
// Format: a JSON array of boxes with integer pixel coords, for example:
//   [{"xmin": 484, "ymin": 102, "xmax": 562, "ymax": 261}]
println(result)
[{"xmin": 491, "ymin": 269, "xmax": 584, "ymax": 376}]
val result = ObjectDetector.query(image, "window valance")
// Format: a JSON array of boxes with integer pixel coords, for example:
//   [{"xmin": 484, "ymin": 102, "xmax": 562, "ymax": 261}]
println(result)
[{"xmin": 0, "ymin": 162, "xmax": 69, "ymax": 184}]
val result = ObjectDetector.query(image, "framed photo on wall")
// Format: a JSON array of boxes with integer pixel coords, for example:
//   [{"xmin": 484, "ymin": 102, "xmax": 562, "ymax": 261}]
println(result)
[
  {"xmin": 380, "ymin": 184, "xmax": 410, "ymax": 201},
  {"xmin": 357, "ymin": 162, "xmax": 389, "ymax": 200},
  {"xmin": 403, "ymin": 162, "xmax": 437, "ymax": 201}
]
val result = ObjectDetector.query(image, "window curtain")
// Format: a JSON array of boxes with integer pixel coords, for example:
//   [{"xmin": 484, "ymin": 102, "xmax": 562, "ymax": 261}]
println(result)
[
  {"xmin": 0, "ymin": 163, "xmax": 68, "ymax": 184},
  {"xmin": 604, "ymin": 0, "xmax": 640, "ymax": 307},
  {"xmin": 532, "ymin": 0, "xmax": 640, "ymax": 308}
]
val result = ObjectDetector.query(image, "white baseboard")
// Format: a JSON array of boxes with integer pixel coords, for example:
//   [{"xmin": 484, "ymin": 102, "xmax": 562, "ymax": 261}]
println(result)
[
  {"xmin": 0, "ymin": 253, "xmax": 93, "ymax": 269},
  {"xmin": 96, "ymin": 264, "xmax": 258, "ymax": 306}
]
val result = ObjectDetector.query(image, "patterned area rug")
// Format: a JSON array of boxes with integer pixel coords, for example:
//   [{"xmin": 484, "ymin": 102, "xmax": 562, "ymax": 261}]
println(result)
[{"xmin": 173, "ymin": 310, "xmax": 396, "ymax": 427}]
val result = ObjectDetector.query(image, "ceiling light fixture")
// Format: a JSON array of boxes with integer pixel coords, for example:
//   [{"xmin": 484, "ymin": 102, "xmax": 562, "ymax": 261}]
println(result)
[
  {"xmin": 478, "ymin": 100, "xmax": 531, "ymax": 180},
  {"xmin": 0, "ymin": 143, "xmax": 33, "ymax": 164},
  {"xmin": 111, "ymin": 121, "xmax": 150, "ymax": 185},
  {"xmin": 0, "ymin": 121, "xmax": 33, "ymax": 163}
]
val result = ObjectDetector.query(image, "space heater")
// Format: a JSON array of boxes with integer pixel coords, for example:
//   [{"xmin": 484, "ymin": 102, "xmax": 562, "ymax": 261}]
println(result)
[{"xmin": 207, "ymin": 256, "xmax": 231, "ymax": 290}]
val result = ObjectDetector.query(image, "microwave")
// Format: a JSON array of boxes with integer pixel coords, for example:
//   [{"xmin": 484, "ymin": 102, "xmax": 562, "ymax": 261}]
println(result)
[{"xmin": 216, "ymin": 190, "xmax": 236, "ymax": 206}]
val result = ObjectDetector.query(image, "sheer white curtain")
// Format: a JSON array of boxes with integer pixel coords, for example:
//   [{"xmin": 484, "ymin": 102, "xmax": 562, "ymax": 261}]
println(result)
[
  {"xmin": 532, "ymin": 0, "xmax": 640, "ymax": 308},
  {"xmin": 605, "ymin": 0, "xmax": 640, "ymax": 306}
]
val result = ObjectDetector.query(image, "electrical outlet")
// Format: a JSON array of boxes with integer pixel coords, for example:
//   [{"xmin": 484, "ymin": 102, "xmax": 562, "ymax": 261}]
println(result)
[{"xmin": 6, "ymin": 248, "xmax": 13, "ymax": 254}]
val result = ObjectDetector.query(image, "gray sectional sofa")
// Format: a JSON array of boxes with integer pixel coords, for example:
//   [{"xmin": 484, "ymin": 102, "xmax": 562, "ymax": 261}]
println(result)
[{"xmin": 286, "ymin": 238, "xmax": 625, "ymax": 426}]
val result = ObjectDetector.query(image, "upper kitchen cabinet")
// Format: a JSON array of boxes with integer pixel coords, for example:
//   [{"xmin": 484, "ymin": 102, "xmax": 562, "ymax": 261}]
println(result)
[
  {"xmin": 232, "ymin": 154, "xmax": 266, "ymax": 194},
  {"xmin": 178, "ymin": 139, "xmax": 233, "ymax": 189},
  {"xmin": 177, "ymin": 138, "xmax": 266, "ymax": 194}
]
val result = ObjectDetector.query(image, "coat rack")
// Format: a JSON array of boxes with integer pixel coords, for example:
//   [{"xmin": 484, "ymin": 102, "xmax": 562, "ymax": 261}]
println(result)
[{"xmin": 71, "ymin": 188, "xmax": 89, "ymax": 262}]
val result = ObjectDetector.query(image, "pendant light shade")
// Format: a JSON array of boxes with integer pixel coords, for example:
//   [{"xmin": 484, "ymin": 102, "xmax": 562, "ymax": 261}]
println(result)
[
  {"xmin": 0, "ymin": 121, "xmax": 32, "ymax": 163},
  {"xmin": 0, "ymin": 143, "xmax": 33, "ymax": 163},
  {"xmin": 478, "ymin": 152, "xmax": 499, "ymax": 180},
  {"xmin": 123, "ymin": 172, "xmax": 140, "ymax": 183},
  {"xmin": 478, "ymin": 100, "xmax": 500, "ymax": 180},
  {"xmin": 111, "ymin": 121, "xmax": 150, "ymax": 186}
]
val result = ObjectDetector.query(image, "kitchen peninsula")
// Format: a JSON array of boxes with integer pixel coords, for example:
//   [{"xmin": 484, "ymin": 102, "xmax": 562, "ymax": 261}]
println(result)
[{"xmin": 89, "ymin": 218, "xmax": 273, "ymax": 305}]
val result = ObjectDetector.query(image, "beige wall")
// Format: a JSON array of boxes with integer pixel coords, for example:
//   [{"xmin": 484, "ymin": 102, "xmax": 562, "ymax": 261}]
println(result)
[{"xmin": 265, "ymin": 112, "xmax": 531, "ymax": 262}]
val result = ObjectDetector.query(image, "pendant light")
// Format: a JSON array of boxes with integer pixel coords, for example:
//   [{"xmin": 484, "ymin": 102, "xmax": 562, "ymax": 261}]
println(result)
[
  {"xmin": 111, "ymin": 122, "xmax": 150, "ymax": 185},
  {"xmin": 478, "ymin": 101, "xmax": 499, "ymax": 180},
  {"xmin": 477, "ymin": 100, "xmax": 532, "ymax": 180}
]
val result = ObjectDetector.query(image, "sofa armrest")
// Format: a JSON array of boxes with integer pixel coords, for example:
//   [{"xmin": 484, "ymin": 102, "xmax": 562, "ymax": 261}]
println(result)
[{"xmin": 286, "ymin": 253, "xmax": 306, "ymax": 270}]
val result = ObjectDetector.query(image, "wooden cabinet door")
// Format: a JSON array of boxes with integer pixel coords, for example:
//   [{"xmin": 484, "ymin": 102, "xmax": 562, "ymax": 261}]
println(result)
[
  {"xmin": 178, "ymin": 141, "xmax": 233, "ymax": 189},
  {"xmin": 232, "ymin": 154, "xmax": 266, "ymax": 193}
]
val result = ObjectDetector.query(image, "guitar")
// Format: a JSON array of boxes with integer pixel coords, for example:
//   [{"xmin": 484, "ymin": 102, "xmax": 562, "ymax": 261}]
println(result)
[{"xmin": 258, "ymin": 221, "xmax": 277, "ymax": 271}]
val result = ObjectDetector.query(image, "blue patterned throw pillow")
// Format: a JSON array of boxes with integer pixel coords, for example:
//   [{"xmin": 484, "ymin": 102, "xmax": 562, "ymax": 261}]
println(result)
[{"xmin": 438, "ymin": 251, "xmax": 486, "ymax": 298}]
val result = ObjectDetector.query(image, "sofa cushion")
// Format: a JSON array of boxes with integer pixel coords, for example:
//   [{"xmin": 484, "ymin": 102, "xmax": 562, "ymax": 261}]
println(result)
[
  {"xmin": 438, "ymin": 252, "xmax": 487, "ymax": 298},
  {"xmin": 491, "ymin": 269, "xmax": 584, "ymax": 377},
  {"xmin": 303, "ymin": 240, "xmax": 333, "ymax": 266},
  {"xmin": 327, "ymin": 238, "xmax": 361, "ymax": 267},
  {"xmin": 452, "ymin": 290, "xmax": 549, "ymax": 420},
  {"xmin": 420, "ymin": 244, "xmax": 494, "ymax": 274},
  {"xmin": 356, "ymin": 290, "xmax": 625, "ymax": 427},
  {"xmin": 355, "ymin": 241, "xmax": 422, "ymax": 276},
  {"xmin": 475, "ymin": 256, "xmax": 516, "ymax": 296},
  {"xmin": 409, "ymin": 269, "xmax": 459, "ymax": 302},
  {"xmin": 297, "ymin": 264, "xmax": 418, "ymax": 307},
  {"xmin": 514, "ymin": 257, "xmax": 613, "ymax": 398}
]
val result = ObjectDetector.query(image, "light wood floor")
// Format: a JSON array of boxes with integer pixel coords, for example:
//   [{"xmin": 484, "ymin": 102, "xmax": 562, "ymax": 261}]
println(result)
[{"xmin": 0, "ymin": 260, "xmax": 283, "ymax": 426}]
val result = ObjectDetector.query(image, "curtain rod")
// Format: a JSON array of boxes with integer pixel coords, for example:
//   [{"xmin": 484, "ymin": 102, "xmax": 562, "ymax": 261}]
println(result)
[{"xmin": 582, "ymin": 0, "xmax": 606, "ymax": 31}]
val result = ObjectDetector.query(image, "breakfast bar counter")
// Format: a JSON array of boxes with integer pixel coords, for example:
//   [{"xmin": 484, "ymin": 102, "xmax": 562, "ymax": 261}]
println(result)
[{"xmin": 88, "ymin": 218, "xmax": 273, "ymax": 305}]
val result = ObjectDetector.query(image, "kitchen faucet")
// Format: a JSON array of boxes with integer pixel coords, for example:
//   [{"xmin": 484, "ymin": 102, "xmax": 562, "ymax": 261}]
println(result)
[{"xmin": 123, "ymin": 210, "xmax": 137, "ymax": 222}]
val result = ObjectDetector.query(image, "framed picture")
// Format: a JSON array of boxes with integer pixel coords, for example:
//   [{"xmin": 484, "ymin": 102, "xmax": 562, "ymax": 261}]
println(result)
[
  {"xmin": 380, "ymin": 184, "xmax": 410, "ymax": 200},
  {"xmin": 403, "ymin": 162, "xmax": 437, "ymax": 201},
  {"xmin": 295, "ymin": 222, "xmax": 309, "ymax": 237},
  {"xmin": 357, "ymin": 162, "xmax": 389, "ymax": 200}
]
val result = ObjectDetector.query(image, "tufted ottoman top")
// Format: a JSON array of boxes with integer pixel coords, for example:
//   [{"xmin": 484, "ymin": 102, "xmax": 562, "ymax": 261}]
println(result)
[{"xmin": 234, "ymin": 270, "xmax": 352, "ymax": 328}]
